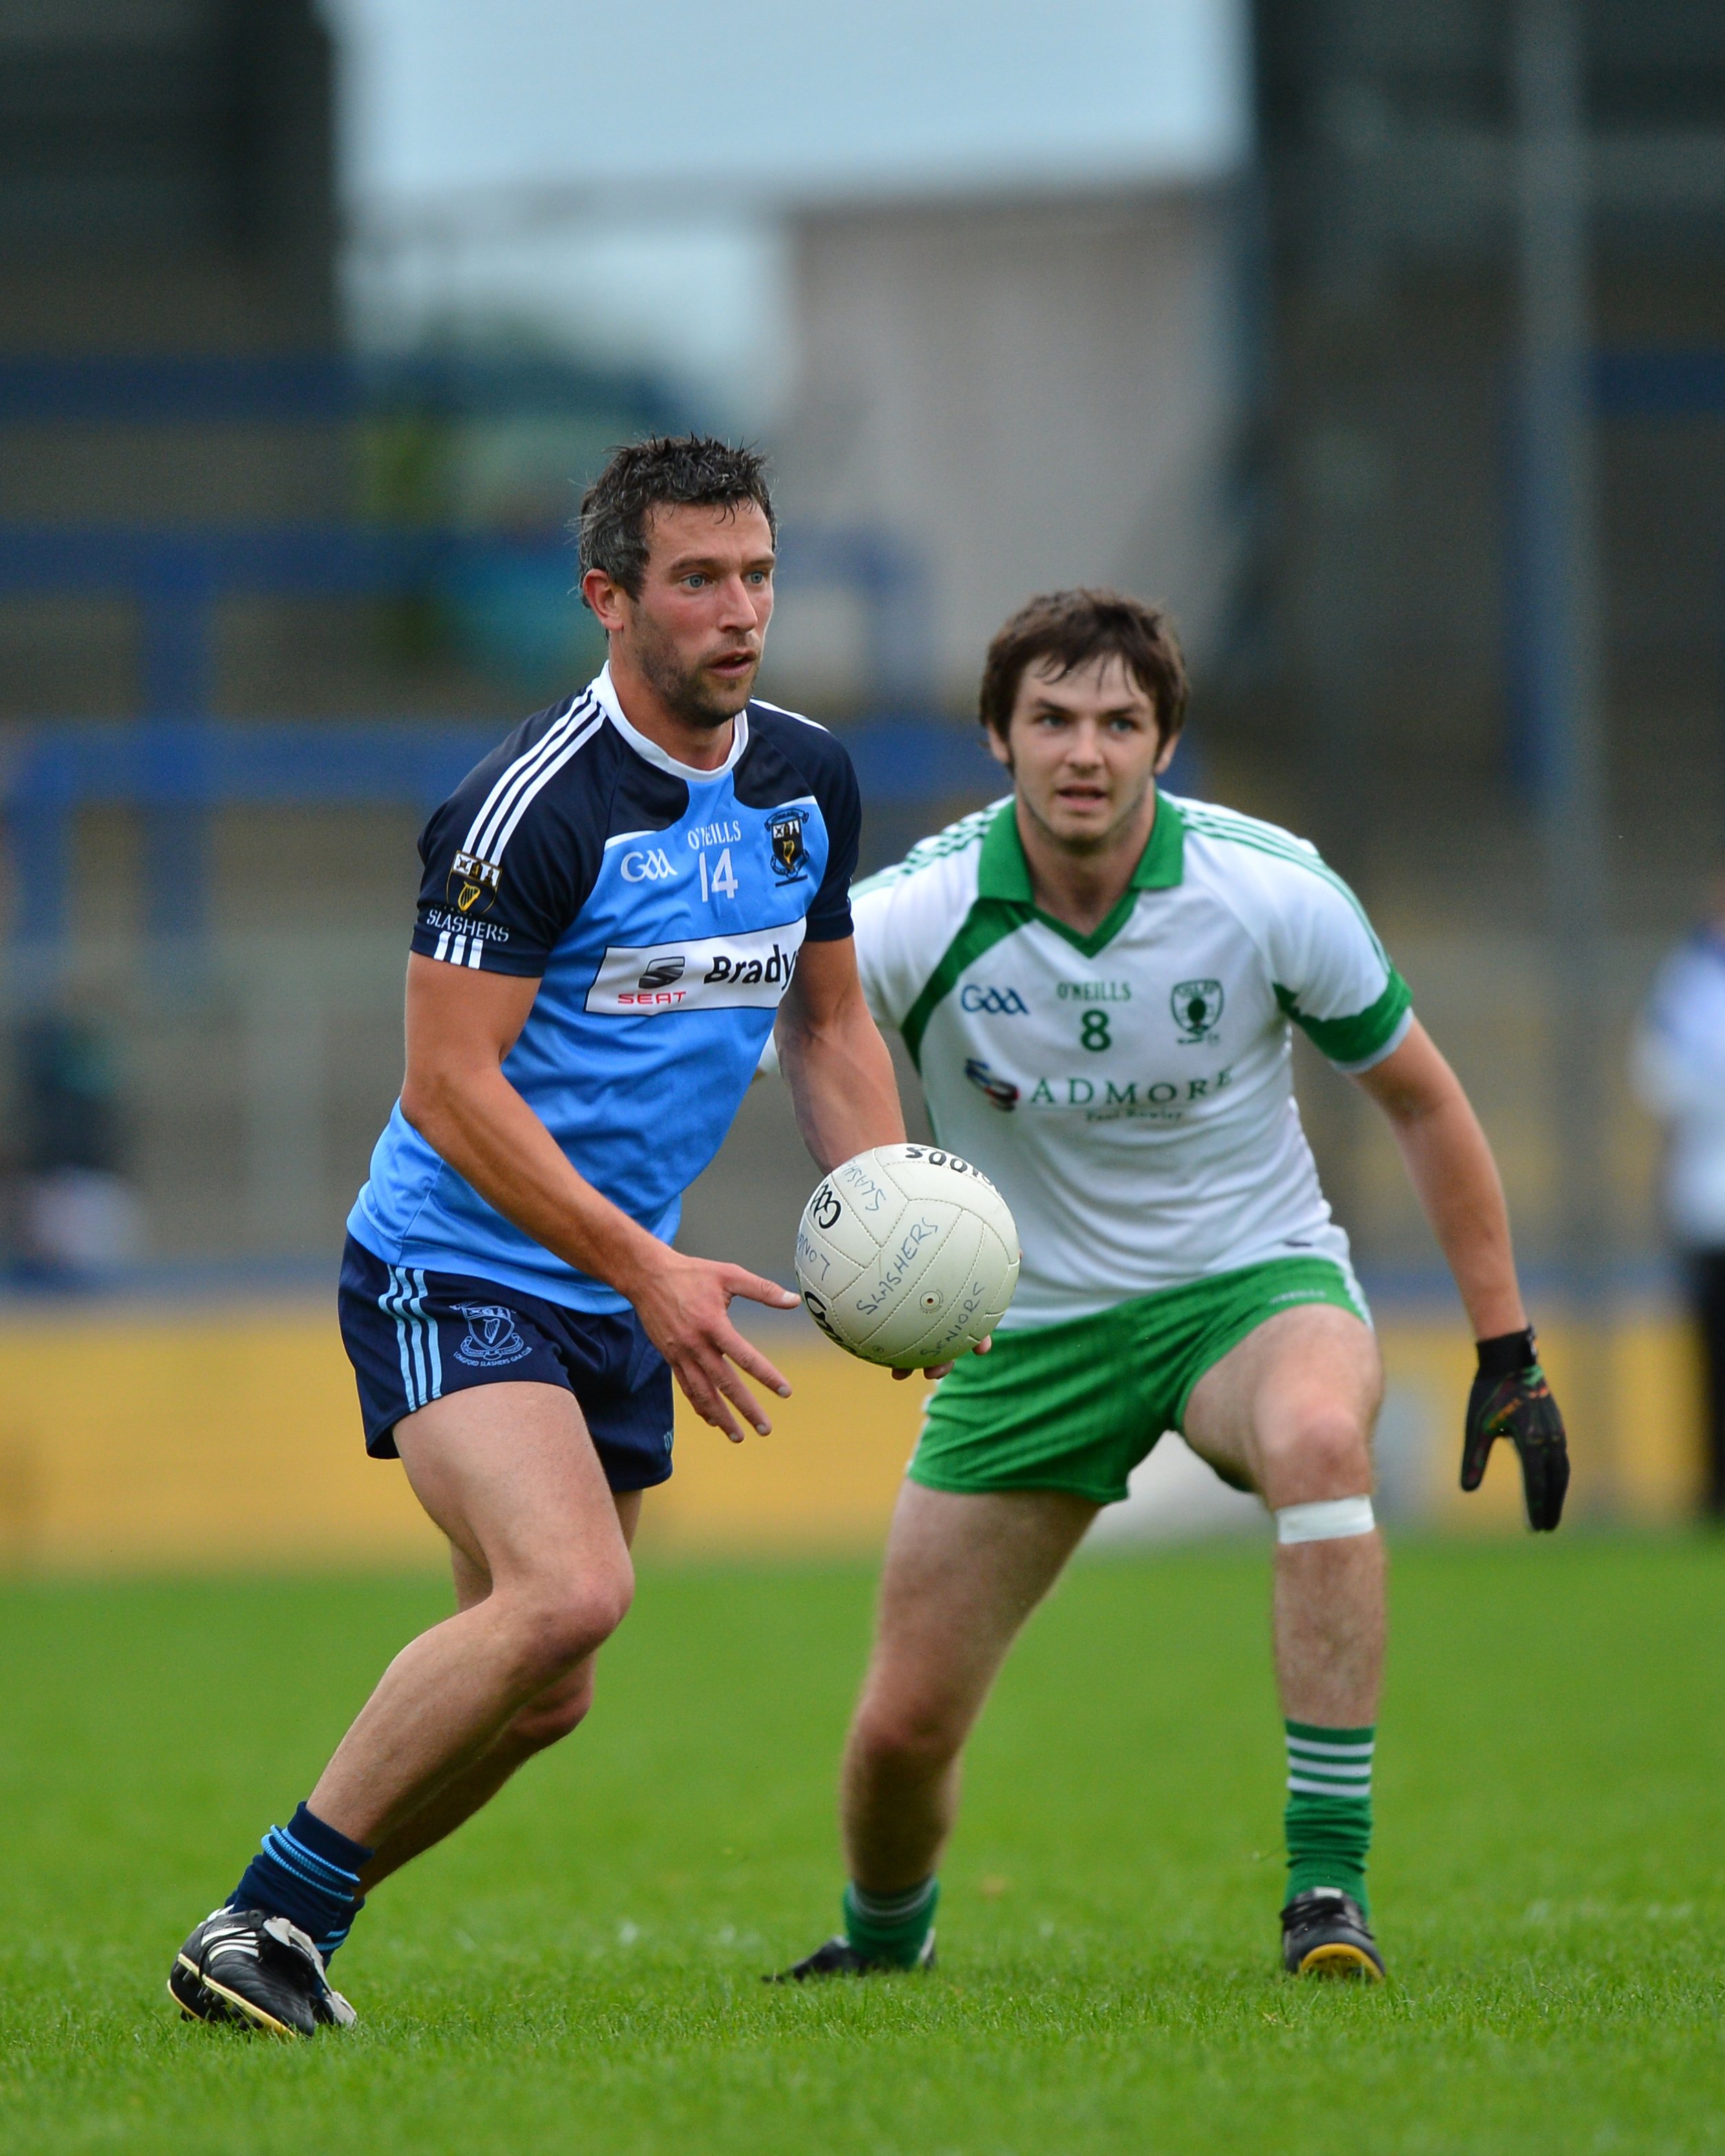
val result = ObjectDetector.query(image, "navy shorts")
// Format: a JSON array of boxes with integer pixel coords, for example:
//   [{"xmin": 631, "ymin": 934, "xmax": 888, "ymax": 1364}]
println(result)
[{"xmin": 337, "ymin": 1234, "xmax": 675, "ymax": 1493}]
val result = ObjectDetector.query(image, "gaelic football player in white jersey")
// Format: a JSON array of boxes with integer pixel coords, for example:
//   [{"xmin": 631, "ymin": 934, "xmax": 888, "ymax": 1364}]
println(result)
[{"xmin": 773, "ymin": 589, "xmax": 1569, "ymax": 1984}]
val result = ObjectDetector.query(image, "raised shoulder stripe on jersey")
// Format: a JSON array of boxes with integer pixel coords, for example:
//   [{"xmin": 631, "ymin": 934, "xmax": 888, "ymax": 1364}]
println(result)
[
  {"xmin": 460, "ymin": 691, "xmax": 586, "ymax": 858},
  {"xmin": 852, "ymin": 796, "xmax": 1006, "ymax": 902},
  {"xmin": 462, "ymin": 693, "xmax": 595, "ymax": 861},
  {"xmin": 485, "ymin": 708, "xmax": 606, "ymax": 862},
  {"xmin": 1168, "ymin": 795, "xmax": 1320, "ymax": 854},
  {"xmin": 750, "ymin": 697, "xmax": 829, "ymax": 732},
  {"xmin": 1177, "ymin": 805, "xmax": 1388, "ymax": 964}
]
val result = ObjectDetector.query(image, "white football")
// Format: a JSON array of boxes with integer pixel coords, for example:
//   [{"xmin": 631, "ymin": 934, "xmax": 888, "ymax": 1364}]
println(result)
[{"xmin": 794, "ymin": 1143, "xmax": 1021, "ymax": 1370}]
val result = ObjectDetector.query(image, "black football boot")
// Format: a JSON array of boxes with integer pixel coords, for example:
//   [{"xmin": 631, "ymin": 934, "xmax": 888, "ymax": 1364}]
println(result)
[
  {"xmin": 766, "ymin": 1931, "xmax": 937, "ymax": 1982},
  {"xmin": 1280, "ymin": 1888, "xmax": 1386, "ymax": 1980},
  {"xmin": 169, "ymin": 1907, "xmax": 357, "ymax": 2037}
]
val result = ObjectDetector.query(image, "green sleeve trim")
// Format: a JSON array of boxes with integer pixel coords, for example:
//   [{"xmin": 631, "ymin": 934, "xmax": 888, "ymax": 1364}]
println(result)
[
  {"xmin": 901, "ymin": 898, "xmax": 1031, "ymax": 1068},
  {"xmin": 1275, "ymin": 969, "xmax": 1412, "ymax": 1069}
]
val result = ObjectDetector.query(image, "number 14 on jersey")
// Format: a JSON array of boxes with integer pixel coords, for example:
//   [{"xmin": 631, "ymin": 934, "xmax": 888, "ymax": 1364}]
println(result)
[{"xmin": 698, "ymin": 848, "xmax": 739, "ymax": 902}]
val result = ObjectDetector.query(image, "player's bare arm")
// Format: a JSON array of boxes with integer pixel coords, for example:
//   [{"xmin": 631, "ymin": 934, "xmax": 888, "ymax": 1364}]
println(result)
[
  {"xmin": 401, "ymin": 953, "xmax": 795, "ymax": 1444},
  {"xmin": 1352, "ymin": 1018, "xmax": 1527, "ymax": 1338},
  {"xmin": 1354, "ymin": 1019, "xmax": 1567, "ymax": 1528},
  {"xmin": 773, "ymin": 936, "xmax": 904, "ymax": 1169}
]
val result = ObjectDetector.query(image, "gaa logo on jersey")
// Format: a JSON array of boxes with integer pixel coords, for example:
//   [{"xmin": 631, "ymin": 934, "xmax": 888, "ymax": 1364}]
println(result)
[
  {"xmin": 452, "ymin": 1304, "xmax": 531, "ymax": 1367},
  {"xmin": 447, "ymin": 849, "xmax": 502, "ymax": 918},
  {"xmin": 1172, "ymin": 978, "xmax": 1224, "ymax": 1044},
  {"xmin": 769, "ymin": 808, "xmax": 809, "ymax": 882}
]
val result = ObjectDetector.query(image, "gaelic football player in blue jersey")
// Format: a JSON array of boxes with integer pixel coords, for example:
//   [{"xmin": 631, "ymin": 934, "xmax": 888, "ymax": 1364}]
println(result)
[{"xmin": 169, "ymin": 438, "xmax": 929, "ymax": 2036}]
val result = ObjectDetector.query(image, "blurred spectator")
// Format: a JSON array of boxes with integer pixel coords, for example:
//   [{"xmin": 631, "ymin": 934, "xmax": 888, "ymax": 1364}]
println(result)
[
  {"xmin": 14, "ymin": 1016, "xmax": 143, "ymax": 1286},
  {"xmin": 1632, "ymin": 878, "xmax": 1725, "ymax": 1516}
]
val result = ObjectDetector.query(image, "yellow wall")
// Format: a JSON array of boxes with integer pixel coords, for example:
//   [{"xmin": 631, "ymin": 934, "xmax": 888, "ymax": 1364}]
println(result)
[{"xmin": 0, "ymin": 1303, "xmax": 1702, "ymax": 1572}]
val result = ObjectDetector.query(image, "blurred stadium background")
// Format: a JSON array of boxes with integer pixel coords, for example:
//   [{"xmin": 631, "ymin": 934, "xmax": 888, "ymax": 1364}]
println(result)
[{"xmin": 0, "ymin": 0, "xmax": 1719, "ymax": 1570}]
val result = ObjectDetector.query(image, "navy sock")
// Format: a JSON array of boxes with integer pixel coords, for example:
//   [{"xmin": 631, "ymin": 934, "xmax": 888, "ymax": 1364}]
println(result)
[{"xmin": 227, "ymin": 1803, "xmax": 373, "ymax": 1963}]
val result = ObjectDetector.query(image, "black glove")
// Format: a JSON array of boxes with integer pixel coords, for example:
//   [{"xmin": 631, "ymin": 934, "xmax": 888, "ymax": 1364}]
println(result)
[{"xmin": 1461, "ymin": 1327, "xmax": 1569, "ymax": 1532}]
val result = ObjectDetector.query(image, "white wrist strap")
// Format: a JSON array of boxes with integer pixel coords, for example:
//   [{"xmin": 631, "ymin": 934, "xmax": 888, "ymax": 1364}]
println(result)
[{"xmin": 1275, "ymin": 1496, "xmax": 1375, "ymax": 1545}]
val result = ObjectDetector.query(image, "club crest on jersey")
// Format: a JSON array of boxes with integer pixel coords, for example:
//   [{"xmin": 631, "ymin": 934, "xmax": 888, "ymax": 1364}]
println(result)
[
  {"xmin": 1172, "ymin": 978, "xmax": 1224, "ymax": 1044},
  {"xmin": 452, "ymin": 1304, "xmax": 530, "ymax": 1367},
  {"xmin": 447, "ymin": 849, "xmax": 502, "ymax": 918},
  {"xmin": 769, "ymin": 809, "xmax": 809, "ymax": 881}
]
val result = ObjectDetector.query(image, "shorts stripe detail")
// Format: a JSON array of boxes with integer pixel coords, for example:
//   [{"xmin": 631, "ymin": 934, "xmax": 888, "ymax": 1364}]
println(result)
[
  {"xmin": 380, "ymin": 1265, "xmax": 443, "ymax": 1413},
  {"xmin": 382, "ymin": 1267, "xmax": 417, "ymax": 1408},
  {"xmin": 413, "ymin": 1269, "xmax": 443, "ymax": 1402},
  {"xmin": 406, "ymin": 1286, "xmax": 428, "ymax": 1406}
]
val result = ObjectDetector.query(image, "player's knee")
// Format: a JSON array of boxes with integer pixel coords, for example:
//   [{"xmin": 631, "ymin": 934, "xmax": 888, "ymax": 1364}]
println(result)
[
  {"xmin": 509, "ymin": 1569, "xmax": 633, "ymax": 1684},
  {"xmin": 1267, "ymin": 1406, "xmax": 1372, "ymax": 1501},
  {"xmin": 509, "ymin": 1666, "xmax": 597, "ymax": 1753},
  {"xmin": 854, "ymin": 1693, "xmax": 966, "ymax": 1774}
]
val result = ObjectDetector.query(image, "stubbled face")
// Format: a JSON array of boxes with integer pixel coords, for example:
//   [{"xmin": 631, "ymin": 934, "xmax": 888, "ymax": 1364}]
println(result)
[
  {"xmin": 597, "ymin": 500, "xmax": 776, "ymax": 729},
  {"xmin": 989, "ymin": 652, "xmax": 1174, "ymax": 854}
]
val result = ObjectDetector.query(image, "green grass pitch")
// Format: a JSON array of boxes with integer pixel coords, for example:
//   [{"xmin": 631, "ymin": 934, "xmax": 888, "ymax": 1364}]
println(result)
[{"xmin": 3, "ymin": 1538, "xmax": 1724, "ymax": 2154}]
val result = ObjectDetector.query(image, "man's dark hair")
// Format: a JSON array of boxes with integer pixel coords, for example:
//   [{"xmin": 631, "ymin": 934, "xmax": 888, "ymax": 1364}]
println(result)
[
  {"xmin": 978, "ymin": 588, "xmax": 1188, "ymax": 751},
  {"xmin": 575, "ymin": 435, "xmax": 775, "ymax": 605}
]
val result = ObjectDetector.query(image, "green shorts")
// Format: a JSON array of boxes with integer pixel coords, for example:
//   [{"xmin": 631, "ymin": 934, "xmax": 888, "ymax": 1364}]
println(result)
[{"xmin": 907, "ymin": 1256, "xmax": 1370, "ymax": 1507}]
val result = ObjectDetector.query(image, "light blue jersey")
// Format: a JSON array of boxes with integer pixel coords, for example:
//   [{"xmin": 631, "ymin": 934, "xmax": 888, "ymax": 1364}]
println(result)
[{"xmin": 348, "ymin": 667, "xmax": 860, "ymax": 1309}]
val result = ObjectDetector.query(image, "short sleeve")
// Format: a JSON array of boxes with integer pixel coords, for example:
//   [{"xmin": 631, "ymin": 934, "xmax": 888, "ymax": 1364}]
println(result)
[
  {"xmin": 851, "ymin": 876, "xmax": 928, "ymax": 1033},
  {"xmin": 803, "ymin": 742, "xmax": 861, "ymax": 943},
  {"xmin": 410, "ymin": 745, "xmax": 591, "ymax": 977},
  {"xmin": 1264, "ymin": 860, "xmax": 1412, "ymax": 1073}
]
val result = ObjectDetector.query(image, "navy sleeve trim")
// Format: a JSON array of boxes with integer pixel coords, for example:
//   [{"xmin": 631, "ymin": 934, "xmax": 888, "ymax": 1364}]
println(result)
[{"xmin": 411, "ymin": 913, "xmax": 547, "ymax": 976}]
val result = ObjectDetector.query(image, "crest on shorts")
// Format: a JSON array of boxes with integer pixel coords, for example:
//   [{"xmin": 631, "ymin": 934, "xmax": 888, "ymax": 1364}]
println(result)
[
  {"xmin": 446, "ymin": 849, "xmax": 502, "ymax": 918},
  {"xmin": 769, "ymin": 809, "xmax": 809, "ymax": 881},
  {"xmin": 1171, "ymin": 978, "xmax": 1224, "ymax": 1044},
  {"xmin": 452, "ymin": 1304, "xmax": 530, "ymax": 1367}
]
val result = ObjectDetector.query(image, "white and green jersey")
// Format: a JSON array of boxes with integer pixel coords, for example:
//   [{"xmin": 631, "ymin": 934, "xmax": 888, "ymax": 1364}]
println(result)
[{"xmin": 850, "ymin": 792, "xmax": 1412, "ymax": 1330}]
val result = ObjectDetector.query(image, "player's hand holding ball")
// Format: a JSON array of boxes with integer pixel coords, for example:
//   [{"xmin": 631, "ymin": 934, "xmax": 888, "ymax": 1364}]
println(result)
[{"xmin": 795, "ymin": 1143, "xmax": 1020, "ymax": 1377}]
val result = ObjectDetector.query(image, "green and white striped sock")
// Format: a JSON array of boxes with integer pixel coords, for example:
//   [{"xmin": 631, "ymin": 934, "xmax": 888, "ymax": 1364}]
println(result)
[
  {"xmin": 842, "ymin": 1877, "xmax": 938, "ymax": 1967},
  {"xmin": 1284, "ymin": 1720, "xmax": 1375, "ymax": 1914}
]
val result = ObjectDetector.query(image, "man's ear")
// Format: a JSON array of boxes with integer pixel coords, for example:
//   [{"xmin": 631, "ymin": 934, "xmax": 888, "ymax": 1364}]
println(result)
[
  {"xmin": 984, "ymin": 724, "xmax": 1013, "ymax": 772},
  {"xmin": 1154, "ymin": 726, "xmax": 1181, "ymax": 777},
  {"xmin": 582, "ymin": 567, "xmax": 628, "ymax": 636}
]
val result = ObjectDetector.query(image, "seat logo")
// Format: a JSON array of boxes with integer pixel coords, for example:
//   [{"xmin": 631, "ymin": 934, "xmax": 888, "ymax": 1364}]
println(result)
[
  {"xmin": 1172, "ymin": 978, "xmax": 1224, "ymax": 1044},
  {"xmin": 960, "ymin": 984, "xmax": 1028, "ymax": 1015},
  {"xmin": 621, "ymin": 848, "xmax": 677, "ymax": 883},
  {"xmin": 452, "ymin": 1304, "xmax": 531, "ymax": 1367},
  {"xmin": 638, "ymin": 955, "xmax": 686, "ymax": 991}
]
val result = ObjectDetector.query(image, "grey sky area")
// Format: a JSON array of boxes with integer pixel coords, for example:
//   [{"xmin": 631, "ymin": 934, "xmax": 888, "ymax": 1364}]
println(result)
[{"xmin": 325, "ymin": 0, "xmax": 1248, "ymax": 413}]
